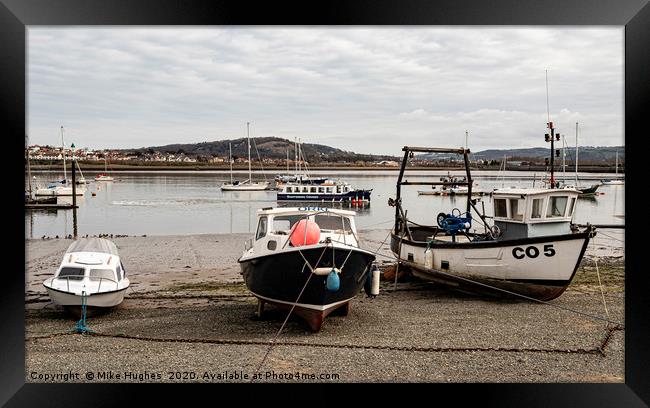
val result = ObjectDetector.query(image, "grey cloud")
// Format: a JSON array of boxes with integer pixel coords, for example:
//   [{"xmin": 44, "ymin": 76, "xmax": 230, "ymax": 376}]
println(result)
[{"xmin": 28, "ymin": 27, "xmax": 622, "ymax": 154}]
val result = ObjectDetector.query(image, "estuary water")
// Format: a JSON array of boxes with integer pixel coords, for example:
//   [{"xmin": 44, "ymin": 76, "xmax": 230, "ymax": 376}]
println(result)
[{"xmin": 25, "ymin": 169, "xmax": 625, "ymax": 238}]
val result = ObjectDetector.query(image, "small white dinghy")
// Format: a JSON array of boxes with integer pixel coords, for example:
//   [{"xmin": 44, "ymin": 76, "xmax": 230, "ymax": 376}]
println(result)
[{"xmin": 43, "ymin": 238, "xmax": 129, "ymax": 307}]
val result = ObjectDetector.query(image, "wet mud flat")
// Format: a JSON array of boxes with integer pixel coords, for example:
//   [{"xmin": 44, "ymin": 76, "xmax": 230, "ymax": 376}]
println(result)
[{"xmin": 25, "ymin": 231, "xmax": 624, "ymax": 383}]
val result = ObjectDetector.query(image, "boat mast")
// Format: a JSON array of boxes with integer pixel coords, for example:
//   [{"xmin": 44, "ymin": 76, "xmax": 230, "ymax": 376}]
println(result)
[
  {"xmin": 229, "ymin": 142, "xmax": 233, "ymax": 184},
  {"xmin": 61, "ymin": 126, "xmax": 67, "ymax": 183},
  {"xmin": 575, "ymin": 122, "xmax": 579, "ymax": 185},
  {"xmin": 26, "ymin": 141, "xmax": 32, "ymax": 196},
  {"xmin": 545, "ymin": 70, "xmax": 556, "ymax": 189},
  {"xmin": 615, "ymin": 151, "xmax": 618, "ymax": 175},
  {"xmin": 286, "ymin": 147, "xmax": 289, "ymax": 173},
  {"xmin": 294, "ymin": 137, "xmax": 297, "ymax": 174},
  {"xmin": 247, "ymin": 122, "xmax": 252, "ymax": 183}
]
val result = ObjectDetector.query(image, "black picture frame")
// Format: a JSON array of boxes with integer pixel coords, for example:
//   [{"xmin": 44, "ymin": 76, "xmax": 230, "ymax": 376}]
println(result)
[{"xmin": 5, "ymin": 0, "xmax": 648, "ymax": 405}]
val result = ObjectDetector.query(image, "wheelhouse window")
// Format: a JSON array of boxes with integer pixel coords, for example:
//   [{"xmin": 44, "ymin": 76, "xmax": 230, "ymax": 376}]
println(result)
[
  {"xmin": 302, "ymin": 187, "xmax": 309, "ymax": 193},
  {"xmin": 89, "ymin": 269, "xmax": 116, "ymax": 281},
  {"xmin": 58, "ymin": 267, "xmax": 85, "ymax": 280},
  {"xmin": 531, "ymin": 198, "xmax": 543, "ymax": 219},
  {"xmin": 286, "ymin": 187, "xmax": 293, "ymax": 193},
  {"xmin": 567, "ymin": 197, "xmax": 576, "ymax": 217},
  {"xmin": 509, "ymin": 199, "xmax": 525, "ymax": 221},
  {"xmin": 310, "ymin": 187, "xmax": 317, "ymax": 193},
  {"xmin": 494, "ymin": 199, "xmax": 507, "ymax": 218},
  {"xmin": 314, "ymin": 214, "xmax": 352, "ymax": 232},
  {"xmin": 326, "ymin": 187, "xmax": 332, "ymax": 193},
  {"xmin": 116, "ymin": 265, "xmax": 122, "ymax": 281},
  {"xmin": 318, "ymin": 187, "xmax": 324, "ymax": 193},
  {"xmin": 256, "ymin": 216, "xmax": 268, "ymax": 240},
  {"xmin": 547, "ymin": 196, "xmax": 568, "ymax": 217}
]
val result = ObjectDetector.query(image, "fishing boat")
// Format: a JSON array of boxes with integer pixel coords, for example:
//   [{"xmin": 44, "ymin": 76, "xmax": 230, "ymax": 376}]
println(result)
[
  {"xmin": 239, "ymin": 207, "xmax": 378, "ymax": 331},
  {"xmin": 601, "ymin": 151, "xmax": 624, "ymax": 185},
  {"xmin": 277, "ymin": 180, "xmax": 371, "ymax": 203},
  {"xmin": 221, "ymin": 122, "xmax": 270, "ymax": 191},
  {"xmin": 389, "ymin": 144, "xmax": 595, "ymax": 301},
  {"xmin": 43, "ymin": 238, "xmax": 130, "ymax": 307}
]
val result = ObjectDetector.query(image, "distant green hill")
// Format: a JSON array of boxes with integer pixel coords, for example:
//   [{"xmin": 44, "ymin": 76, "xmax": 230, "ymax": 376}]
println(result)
[{"xmin": 124, "ymin": 137, "xmax": 624, "ymax": 165}]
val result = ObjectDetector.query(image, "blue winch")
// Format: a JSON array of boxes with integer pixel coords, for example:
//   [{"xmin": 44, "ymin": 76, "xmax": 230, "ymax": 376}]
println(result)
[{"xmin": 436, "ymin": 209, "xmax": 472, "ymax": 238}]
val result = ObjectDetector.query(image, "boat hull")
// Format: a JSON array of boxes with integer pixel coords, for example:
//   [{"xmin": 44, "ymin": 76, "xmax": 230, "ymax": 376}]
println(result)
[
  {"xmin": 43, "ymin": 285, "xmax": 128, "ymax": 307},
  {"xmin": 390, "ymin": 231, "xmax": 591, "ymax": 301},
  {"xmin": 221, "ymin": 182, "xmax": 270, "ymax": 191},
  {"xmin": 34, "ymin": 187, "xmax": 85, "ymax": 196},
  {"xmin": 277, "ymin": 189, "xmax": 372, "ymax": 202},
  {"xmin": 239, "ymin": 245, "xmax": 375, "ymax": 331}
]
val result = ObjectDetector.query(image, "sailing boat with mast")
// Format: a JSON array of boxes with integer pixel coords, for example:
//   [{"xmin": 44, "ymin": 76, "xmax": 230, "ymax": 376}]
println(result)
[
  {"xmin": 220, "ymin": 122, "xmax": 270, "ymax": 191},
  {"xmin": 601, "ymin": 151, "xmax": 624, "ymax": 185},
  {"xmin": 568, "ymin": 122, "xmax": 600, "ymax": 196},
  {"xmin": 95, "ymin": 154, "xmax": 114, "ymax": 181},
  {"xmin": 34, "ymin": 126, "xmax": 86, "ymax": 196}
]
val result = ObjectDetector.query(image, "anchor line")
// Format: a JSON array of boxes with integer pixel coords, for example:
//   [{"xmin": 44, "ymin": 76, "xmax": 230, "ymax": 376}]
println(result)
[{"xmin": 253, "ymin": 209, "xmax": 333, "ymax": 380}]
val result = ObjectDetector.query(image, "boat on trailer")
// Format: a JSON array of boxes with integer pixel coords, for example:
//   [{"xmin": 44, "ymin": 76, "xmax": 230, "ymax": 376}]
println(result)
[
  {"xmin": 390, "ymin": 146, "xmax": 595, "ymax": 301},
  {"xmin": 238, "ymin": 207, "xmax": 377, "ymax": 331},
  {"xmin": 43, "ymin": 238, "xmax": 130, "ymax": 307}
]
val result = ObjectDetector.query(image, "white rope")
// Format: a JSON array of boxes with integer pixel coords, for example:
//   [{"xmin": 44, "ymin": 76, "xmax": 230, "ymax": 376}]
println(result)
[{"xmin": 592, "ymin": 240, "xmax": 610, "ymax": 320}]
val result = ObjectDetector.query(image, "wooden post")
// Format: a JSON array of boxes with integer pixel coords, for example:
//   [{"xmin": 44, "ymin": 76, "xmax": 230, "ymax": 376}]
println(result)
[{"xmin": 71, "ymin": 157, "xmax": 78, "ymax": 238}]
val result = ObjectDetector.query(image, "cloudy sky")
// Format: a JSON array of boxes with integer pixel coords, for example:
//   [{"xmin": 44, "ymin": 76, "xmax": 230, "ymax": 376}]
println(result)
[{"xmin": 27, "ymin": 27, "xmax": 623, "ymax": 155}]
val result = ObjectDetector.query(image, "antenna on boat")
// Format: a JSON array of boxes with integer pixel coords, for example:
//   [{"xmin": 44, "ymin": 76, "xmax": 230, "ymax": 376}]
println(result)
[
  {"xmin": 465, "ymin": 130, "xmax": 468, "ymax": 150},
  {"xmin": 544, "ymin": 70, "xmax": 557, "ymax": 189}
]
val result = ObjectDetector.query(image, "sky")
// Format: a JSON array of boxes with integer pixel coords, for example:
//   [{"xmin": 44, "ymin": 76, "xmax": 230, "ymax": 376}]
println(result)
[{"xmin": 27, "ymin": 27, "xmax": 624, "ymax": 155}]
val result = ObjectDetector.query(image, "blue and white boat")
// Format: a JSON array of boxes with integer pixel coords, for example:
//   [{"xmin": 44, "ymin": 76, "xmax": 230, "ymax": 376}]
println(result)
[{"xmin": 277, "ymin": 180, "xmax": 372, "ymax": 202}]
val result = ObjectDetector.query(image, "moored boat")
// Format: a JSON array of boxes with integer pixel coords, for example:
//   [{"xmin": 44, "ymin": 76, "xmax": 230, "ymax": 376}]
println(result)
[
  {"xmin": 390, "ymin": 146, "xmax": 595, "ymax": 301},
  {"xmin": 238, "ymin": 207, "xmax": 377, "ymax": 331},
  {"xmin": 43, "ymin": 238, "xmax": 130, "ymax": 307}
]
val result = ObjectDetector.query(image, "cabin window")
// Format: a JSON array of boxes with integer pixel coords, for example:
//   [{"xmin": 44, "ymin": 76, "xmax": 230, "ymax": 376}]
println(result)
[
  {"xmin": 531, "ymin": 198, "xmax": 543, "ymax": 218},
  {"xmin": 89, "ymin": 269, "xmax": 115, "ymax": 281},
  {"xmin": 567, "ymin": 197, "xmax": 576, "ymax": 217},
  {"xmin": 302, "ymin": 187, "xmax": 309, "ymax": 193},
  {"xmin": 256, "ymin": 216, "xmax": 268, "ymax": 240},
  {"xmin": 547, "ymin": 196, "xmax": 568, "ymax": 217},
  {"xmin": 326, "ymin": 187, "xmax": 332, "ymax": 193},
  {"xmin": 494, "ymin": 199, "xmax": 507, "ymax": 218},
  {"xmin": 267, "ymin": 240, "xmax": 277, "ymax": 250},
  {"xmin": 314, "ymin": 214, "xmax": 352, "ymax": 232},
  {"xmin": 58, "ymin": 267, "xmax": 85, "ymax": 280},
  {"xmin": 120, "ymin": 261, "xmax": 127, "ymax": 277},
  {"xmin": 286, "ymin": 187, "xmax": 292, "ymax": 193},
  {"xmin": 310, "ymin": 187, "xmax": 317, "ymax": 193},
  {"xmin": 336, "ymin": 186, "xmax": 341, "ymax": 193},
  {"xmin": 318, "ymin": 187, "xmax": 324, "ymax": 193},
  {"xmin": 509, "ymin": 199, "xmax": 525, "ymax": 221},
  {"xmin": 116, "ymin": 265, "xmax": 122, "ymax": 281}
]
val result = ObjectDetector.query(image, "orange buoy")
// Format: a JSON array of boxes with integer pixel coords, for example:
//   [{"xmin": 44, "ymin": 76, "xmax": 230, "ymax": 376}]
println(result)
[{"xmin": 289, "ymin": 219, "xmax": 321, "ymax": 246}]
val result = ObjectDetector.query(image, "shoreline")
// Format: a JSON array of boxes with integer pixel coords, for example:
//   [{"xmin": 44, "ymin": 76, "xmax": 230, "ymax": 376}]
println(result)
[
  {"xmin": 25, "ymin": 231, "xmax": 624, "ymax": 382},
  {"xmin": 28, "ymin": 163, "xmax": 625, "ymax": 174}
]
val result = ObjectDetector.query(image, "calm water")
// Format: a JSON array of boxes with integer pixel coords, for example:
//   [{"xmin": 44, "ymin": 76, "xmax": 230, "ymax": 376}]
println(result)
[{"xmin": 25, "ymin": 170, "xmax": 625, "ymax": 238}]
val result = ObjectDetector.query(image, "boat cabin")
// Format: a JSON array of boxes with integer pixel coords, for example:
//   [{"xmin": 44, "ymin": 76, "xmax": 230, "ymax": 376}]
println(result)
[
  {"xmin": 491, "ymin": 188, "xmax": 579, "ymax": 239},
  {"xmin": 282, "ymin": 182, "xmax": 351, "ymax": 195},
  {"xmin": 246, "ymin": 207, "xmax": 359, "ymax": 254},
  {"xmin": 50, "ymin": 238, "xmax": 126, "ymax": 294}
]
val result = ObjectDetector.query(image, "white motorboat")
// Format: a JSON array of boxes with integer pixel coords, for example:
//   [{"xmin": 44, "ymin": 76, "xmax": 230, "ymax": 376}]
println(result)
[
  {"xmin": 390, "ymin": 146, "xmax": 595, "ymax": 301},
  {"xmin": 221, "ymin": 123, "xmax": 270, "ymax": 191},
  {"xmin": 43, "ymin": 238, "xmax": 130, "ymax": 307},
  {"xmin": 239, "ymin": 207, "xmax": 378, "ymax": 331}
]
